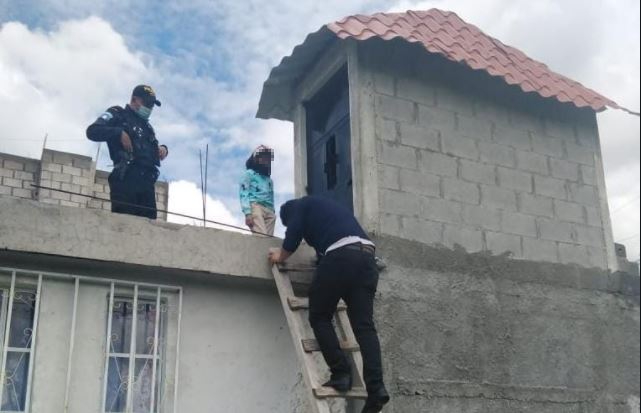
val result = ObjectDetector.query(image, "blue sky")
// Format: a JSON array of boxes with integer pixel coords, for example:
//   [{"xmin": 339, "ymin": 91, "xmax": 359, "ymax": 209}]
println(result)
[{"xmin": 0, "ymin": 0, "xmax": 639, "ymax": 258}]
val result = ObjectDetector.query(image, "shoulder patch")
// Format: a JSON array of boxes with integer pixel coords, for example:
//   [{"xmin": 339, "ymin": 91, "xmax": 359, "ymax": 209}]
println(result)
[{"xmin": 99, "ymin": 111, "xmax": 113, "ymax": 121}]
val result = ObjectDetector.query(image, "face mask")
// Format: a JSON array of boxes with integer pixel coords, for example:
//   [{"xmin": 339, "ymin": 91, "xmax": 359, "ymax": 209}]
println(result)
[{"xmin": 135, "ymin": 105, "xmax": 153, "ymax": 120}]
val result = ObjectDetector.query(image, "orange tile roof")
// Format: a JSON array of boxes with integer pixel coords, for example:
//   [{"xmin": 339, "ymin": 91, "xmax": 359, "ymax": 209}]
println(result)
[{"xmin": 257, "ymin": 9, "xmax": 633, "ymax": 121}]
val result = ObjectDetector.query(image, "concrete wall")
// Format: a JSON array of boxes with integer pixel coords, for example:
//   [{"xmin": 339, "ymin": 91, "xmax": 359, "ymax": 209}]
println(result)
[
  {"xmin": 352, "ymin": 40, "xmax": 615, "ymax": 270},
  {"xmin": 0, "ymin": 149, "xmax": 169, "ymax": 221},
  {"xmin": 373, "ymin": 234, "xmax": 640, "ymax": 413}
]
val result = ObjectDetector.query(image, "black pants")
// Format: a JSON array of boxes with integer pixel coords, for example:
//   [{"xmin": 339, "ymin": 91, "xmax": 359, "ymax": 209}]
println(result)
[
  {"xmin": 108, "ymin": 165, "xmax": 158, "ymax": 219},
  {"xmin": 308, "ymin": 246, "xmax": 384, "ymax": 393}
]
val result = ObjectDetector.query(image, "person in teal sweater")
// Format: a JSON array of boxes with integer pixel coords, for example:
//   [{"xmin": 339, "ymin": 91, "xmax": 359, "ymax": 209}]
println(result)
[{"xmin": 240, "ymin": 145, "xmax": 275, "ymax": 235}]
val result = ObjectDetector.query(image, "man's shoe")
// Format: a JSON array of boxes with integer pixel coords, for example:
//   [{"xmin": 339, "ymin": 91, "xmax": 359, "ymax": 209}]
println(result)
[
  {"xmin": 322, "ymin": 373, "xmax": 352, "ymax": 392},
  {"xmin": 361, "ymin": 387, "xmax": 390, "ymax": 413}
]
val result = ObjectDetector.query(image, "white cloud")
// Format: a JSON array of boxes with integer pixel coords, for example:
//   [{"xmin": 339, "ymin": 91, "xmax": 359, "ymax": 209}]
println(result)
[{"xmin": 167, "ymin": 180, "xmax": 246, "ymax": 233}]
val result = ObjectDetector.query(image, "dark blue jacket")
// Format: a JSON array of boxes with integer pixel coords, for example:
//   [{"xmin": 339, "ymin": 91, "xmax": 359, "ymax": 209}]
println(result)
[{"xmin": 282, "ymin": 196, "xmax": 370, "ymax": 255}]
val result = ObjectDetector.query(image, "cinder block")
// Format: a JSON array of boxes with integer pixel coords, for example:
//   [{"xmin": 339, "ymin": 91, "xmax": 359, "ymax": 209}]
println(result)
[
  {"xmin": 70, "ymin": 194, "xmax": 87, "ymax": 204},
  {"xmin": 82, "ymin": 168, "xmax": 95, "ymax": 178},
  {"xmin": 519, "ymin": 193, "xmax": 554, "ymax": 218},
  {"xmin": 585, "ymin": 206, "xmax": 602, "ymax": 227},
  {"xmin": 376, "ymin": 94, "xmax": 415, "ymax": 122},
  {"xmin": 41, "ymin": 151, "xmax": 54, "ymax": 162},
  {"xmin": 43, "ymin": 163, "xmax": 63, "ymax": 173},
  {"xmin": 554, "ymin": 200, "xmax": 585, "ymax": 224},
  {"xmin": 3, "ymin": 159, "xmax": 24, "ymax": 171},
  {"xmin": 443, "ymin": 224, "xmax": 483, "ymax": 252},
  {"xmin": 13, "ymin": 171, "xmax": 34, "ymax": 181},
  {"xmin": 532, "ymin": 135, "xmax": 564, "ymax": 157},
  {"xmin": 50, "ymin": 190, "xmax": 71, "ymax": 201},
  {"xmin": 24, "ymin": 161, "xmax": 39, "ymax": 173},
  {"xmin": 400, "ymin": 169, "xmax": 440, "ymax": 197},
  {"xmin": 538, "ymin": 218, "xmax": 574, "ymax": 243},
  {"xmin": 419, "ymin": 150, "xmax": 457, "ymax": 177},
  {"xmin": 462, "ymin": 205, "xmax": 501, "ymax": 231},
  {"xmin": 565, "ymin": 141, "xmax": 595, "ymax": 166},
  {"xmin": 550, "ymin": 158, "xmax": 579, "ymax": 181},
  {"xmin": 478, "ymin": 142, "xmax": 516, "ymax": 168},
  {"xmin": 380, "ymin": 189, "xmax": 421, "ymax": 217},
  {"xmin": 443, "ymin": 178, "xmax": 479, "ymax": 205},
  {"xmin": 72, "ymin": 175, "xmax": 89, "ymax": 186},
  {"xmin": 522, "ymin": 237, "xmax": 558, "ymax": 262},
  {"xmin": 52, "ymin": 151, "xmax": 74, "ymax": 165},
  {"xmin": 509, "ymin": 109, "xmax": 544, "ymax": 133},
  {"xmin": 574, "ymin": 225, "xmax": 605, "ymax": 248},
  {"xmin": 87, "ymin": 199, "xmax": 103, "ymax": 209},
  {"xmin": 400, "ymin": 217, "xmax": 443, "ymax": 244},
  {"xmin": 399, "ymin": 123, "xmax": 440, "ymax": 151},
  {"xmin": 62, "ymin": 165, "xmax": 82, "ymax": 177},
  {"xmin": 534, "ymin": 175, "xmax": 567, "ymax": 200},
  {"xmin": 376, "ymin": 117, "xmax": 398, "ymax": 143},
  {"xmin": 568, "ymin": 183, "xmax": 598, "ymax": 206},
  {"xmin": 575, "ymin": 122, "xmax": 599, "ymax": 150},
  {"xmin": 396, "ymin": 76, "xmax": 436, "ymax": 106},
  {"xmin": 461, "ymin": 160, "xmax": 495, "ymax": 185},
  {"xmin": 0, "ymin": 186, "xmax": 11, "ymax": 195},
  {"xmin": 545, "ymin": 118, "xmax": 575, "ymax": 140},
  {"xmin": 442, "ymin": 135, "xmax": 479, "ymax": 160},
  {"xmin": 421, "ymin": 196, "xmax": 463, "ymax": 224},
  {"xmin": 2, "ymin": 177, "xmax": 22, "ymax": 188},
  {"xmin": 435, "ymin": 86, "xmax": 474, "ymax": 116},
  {"xmin": 457, "ymin": 114, "xmax": 492, "ymax": 141},
  {"xmin": 378, "ymin": 141, "xmax": 418, "ymax": 169},
  {"xmin": 493, "ymin": 125, "xmax": 531, "ymax": 150},
  {"xmin": 474, "ymin": 100, "xmax": 510, "ymax": 125},
  {"xmin": 516, "ymin": 151, "xmax": 549, "ymax": 175},
  {"xmin": 558, "ymin": 243, "xmax": 590, "ymax": 266},
  {"xmin": 580, "ymin": 165, "xmax": 596, "ymax": 186},
  {"xmin": 486, "ymin": 232, "xmax": 522, "ymax": 257},
  {"xmin": 0, "ymin": 169, "xmax": 13, "ymax": 178},
  {"xmin": 501, "ymin": 211, "xmax": 537, "ymax": 237},
  {"xmin": 60, "ymin": 183, "xmax": 81, "ymax": 193},
  {"xmin": 378, "ymin": 165, "xmax": 400, "ymax": 190},
  {"xmin": 480, "ymin": 185, "xmax": 517, "ymax": 211},
  {"xmin": 40, "ymin": 171, "xmax": 52, "ymax": 180},
  {"xmin": 72, "ymin": 157, "xmax": 94, "ymax": 169},
  {"xmin": 60, "ymin": 200, "xmax": 81, "ymax": 207},
  {"xmin": 586, "ymin": 246, "xmax": 607, "ymax": 269},
  {"xmin": 12, "ymin": 187, "xmax": 33, "ymax": 198},
  {"xmin": 497, "ymin": 167, "xmax": 532, "ymax": 192},
  {"xmin": 417, "ymin": 105, "xmax": 456, "ymax": 131},
  {"xmin": 373, "ymin": 72, "xmax": 395, "ymax": 96}
]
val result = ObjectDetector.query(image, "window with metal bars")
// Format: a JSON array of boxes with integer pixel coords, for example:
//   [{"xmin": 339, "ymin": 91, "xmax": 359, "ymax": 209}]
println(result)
[
  {"xmin": 104, "ymin": 296, "xmax": 166, "ymax": 413},
  {"xmin": 0, "ymin": 289, "xmax": 36, "ymax": 412}
]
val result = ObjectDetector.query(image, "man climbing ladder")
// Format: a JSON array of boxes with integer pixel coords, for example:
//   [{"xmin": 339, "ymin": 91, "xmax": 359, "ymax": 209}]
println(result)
[{"xmin": 268, "ymin": 196, "xmax": 390, "ymax": 413}]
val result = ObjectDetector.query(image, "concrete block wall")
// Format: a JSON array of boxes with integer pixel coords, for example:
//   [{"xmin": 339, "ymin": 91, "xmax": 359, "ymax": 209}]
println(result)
[
  {"xmin": 0, "ymin": 149, "xmax": 169, "ymax": 221},
  {"xmin": 366, "ymin": 49, "xmax": 610, "ymax": 269},
  {"xmin": 0, "ymin": 153, "xmax": 39, "ymax": 200}
]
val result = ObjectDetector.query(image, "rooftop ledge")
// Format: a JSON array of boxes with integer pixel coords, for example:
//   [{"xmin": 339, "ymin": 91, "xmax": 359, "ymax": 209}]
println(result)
[{"xmin": 0, "ymin": 196, "xmax": 314, "ymax": 281}]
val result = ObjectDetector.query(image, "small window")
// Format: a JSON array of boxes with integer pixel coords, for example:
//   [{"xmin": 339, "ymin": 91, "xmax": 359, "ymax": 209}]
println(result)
[
  {"xmin": 105, "ymin": 297, "xmax": 165, "ymax": 413},
  {"xmin": 0, "ymin": 290, "xmax": 36, "ymax": 412}
]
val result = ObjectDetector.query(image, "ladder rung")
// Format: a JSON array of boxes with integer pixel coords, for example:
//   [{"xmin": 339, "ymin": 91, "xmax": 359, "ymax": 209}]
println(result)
[
  {"xmin": 278, "ymin": 264, "xmax": 316, "ymax": 272},
  {"xmin": 313, "ymin": 387, "xmax": 368, "ymax": 399},
  {"xmin": 302, "ymin": 338, "xmax": 359, "ymax": 353},
  {"xmin": 288, "ymin": 297, "xmax": 347, "ymax": 311}
]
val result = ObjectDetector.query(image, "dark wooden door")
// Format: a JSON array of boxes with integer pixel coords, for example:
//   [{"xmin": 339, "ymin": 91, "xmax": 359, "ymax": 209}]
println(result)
[{"xmin": 305, "ymin": 67, "xmax": 353, "ymax": 211}]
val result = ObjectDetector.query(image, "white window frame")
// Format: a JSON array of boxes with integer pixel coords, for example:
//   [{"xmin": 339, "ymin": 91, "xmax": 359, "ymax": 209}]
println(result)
[{"xmin": 0, "ymin": 267, "xmax": 183, "ymax": 413}]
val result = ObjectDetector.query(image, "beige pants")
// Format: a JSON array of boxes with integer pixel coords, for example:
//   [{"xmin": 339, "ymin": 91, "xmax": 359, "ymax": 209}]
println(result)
[{"xmin": 250, "ymin": 203, "xmax": 276, "ymax": 236}]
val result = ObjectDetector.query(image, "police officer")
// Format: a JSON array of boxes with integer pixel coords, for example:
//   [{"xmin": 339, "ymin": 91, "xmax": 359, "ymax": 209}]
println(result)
[{"xmin": 86, "ymin": 85, "xmax": 168, "ymax": 219}]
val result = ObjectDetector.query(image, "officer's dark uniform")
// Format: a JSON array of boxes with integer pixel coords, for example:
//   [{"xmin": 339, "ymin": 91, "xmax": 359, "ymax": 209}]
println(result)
[{"xmin": 86, "ymin": 86, "xmax": 166, "ymax": 219}]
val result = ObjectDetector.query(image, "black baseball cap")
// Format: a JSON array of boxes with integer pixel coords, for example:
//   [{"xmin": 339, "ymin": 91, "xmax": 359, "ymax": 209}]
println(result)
[{"xmin": 132, "ymin": 85, "xmax": 161, "ymax": 107}]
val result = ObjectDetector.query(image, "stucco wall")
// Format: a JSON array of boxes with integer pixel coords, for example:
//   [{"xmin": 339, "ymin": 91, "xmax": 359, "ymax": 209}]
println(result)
[
  {"xmin": 355, "ymin": 40, "xmax": 615, "ymax": 270},
  {"xmin": 373, "ymin": 234, "xmax": 640, "ymax": 413}
]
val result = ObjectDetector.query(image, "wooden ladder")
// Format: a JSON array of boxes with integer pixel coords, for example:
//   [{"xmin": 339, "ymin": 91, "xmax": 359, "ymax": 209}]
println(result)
[{"xmin": 272, "ymin": 261, "xmax": 367, "ymax": 413}]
